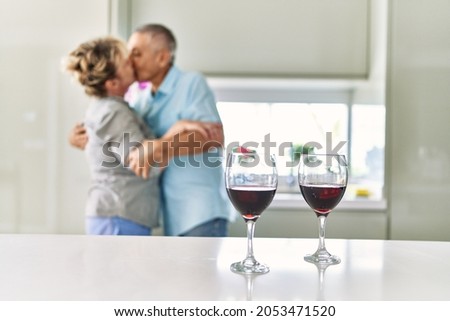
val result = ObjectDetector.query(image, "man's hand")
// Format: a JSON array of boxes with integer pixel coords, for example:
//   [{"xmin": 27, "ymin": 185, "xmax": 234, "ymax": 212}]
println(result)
[{"xmin": 68, "ymin": 122, "xmax": 88, "ymax": 150}]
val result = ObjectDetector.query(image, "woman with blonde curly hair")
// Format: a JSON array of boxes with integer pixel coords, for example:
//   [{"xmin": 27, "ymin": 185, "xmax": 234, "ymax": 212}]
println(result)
[{"xmin": 65, "ymin": 37, "xmax": 219, "ymax": 235}]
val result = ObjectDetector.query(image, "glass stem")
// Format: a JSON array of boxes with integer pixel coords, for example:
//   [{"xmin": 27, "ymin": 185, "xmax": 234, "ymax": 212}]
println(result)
[
  {"xmin": 317, "ymin": 215, "xmax": 327, "ymax": 252},
  {"xmin": 245, "ymin": 220, "xmax": 256, "ymax": 261}
]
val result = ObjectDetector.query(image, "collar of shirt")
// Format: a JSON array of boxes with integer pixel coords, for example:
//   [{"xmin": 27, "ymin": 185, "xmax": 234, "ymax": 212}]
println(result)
[{"xmin": 153, "ymin": 65, "xmax": 181, "ymax": 98}]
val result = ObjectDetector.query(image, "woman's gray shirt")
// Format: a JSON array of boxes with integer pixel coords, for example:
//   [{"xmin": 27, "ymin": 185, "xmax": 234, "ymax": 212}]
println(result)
[{"xmin": 84, "ymin": 96, "xmax": 160, "ymax": 228}]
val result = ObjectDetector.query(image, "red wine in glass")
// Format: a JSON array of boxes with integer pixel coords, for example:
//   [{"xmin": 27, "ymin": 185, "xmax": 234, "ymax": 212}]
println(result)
[
  {"xmin": 298, "ymin": 153, "xmax": 348, "ymax": 265},
  {"xmin": 226, "ymin": 151, "xmax": 277, "ymax": 274},
  {"xmin": 299, "ymin": 185, "xmax": 346, "ymax": 217},
  {"xmin": 226, "ymin": 186, "xmax": 277, "ymax": 221}
]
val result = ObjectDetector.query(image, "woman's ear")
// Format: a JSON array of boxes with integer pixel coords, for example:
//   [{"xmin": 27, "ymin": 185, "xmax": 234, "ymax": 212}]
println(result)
[{"xmin": 104, "ymin": 78, "xmax": 117, "ymax": 93}]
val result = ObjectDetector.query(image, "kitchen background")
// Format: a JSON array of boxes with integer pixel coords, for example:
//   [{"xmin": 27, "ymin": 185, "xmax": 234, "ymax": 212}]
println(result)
[{"xmin": 0, "ymin": 0, "xmax": 449, "ymax": 241}]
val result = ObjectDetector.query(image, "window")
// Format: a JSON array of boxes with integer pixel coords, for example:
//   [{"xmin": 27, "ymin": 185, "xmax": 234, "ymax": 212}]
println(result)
[
  {"xmin": 217, "ymin": 101, "xmax": 385, "ymax": 202},
  {"xmin": 349, "ymin": 105, "xmax": 385, "ymax": 200}
]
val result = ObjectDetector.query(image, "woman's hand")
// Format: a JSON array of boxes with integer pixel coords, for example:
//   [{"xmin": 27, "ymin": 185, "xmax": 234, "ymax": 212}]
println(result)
[
  {"xmin": 127, "ymin": 139, "xmax": 169, "ymax": 179},
  {"xmin": 68, "ymin": 122, "xmax": 88, "ymax": 150}
]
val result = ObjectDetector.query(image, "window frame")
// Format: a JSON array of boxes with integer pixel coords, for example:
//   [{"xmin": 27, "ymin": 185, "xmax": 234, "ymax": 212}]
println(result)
[{"xmin": 209, "ymin": 77, "xmax": 387, "ymax": 211}]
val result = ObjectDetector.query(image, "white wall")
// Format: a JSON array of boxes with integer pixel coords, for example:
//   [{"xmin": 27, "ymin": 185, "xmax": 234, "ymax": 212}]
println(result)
[
  {"xmin": 386, "ymin": 0, "xmax": 450, "ymax": 240},
  {"xmin": 0, "ymin": 0, "xmax": 109, "ymax": 233}
]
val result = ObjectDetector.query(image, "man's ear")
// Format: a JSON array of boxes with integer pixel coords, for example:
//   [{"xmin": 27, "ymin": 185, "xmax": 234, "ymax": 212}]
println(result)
[{"xmin": 157, "ymin": 49, "xmax": 171, "ymax": 68}]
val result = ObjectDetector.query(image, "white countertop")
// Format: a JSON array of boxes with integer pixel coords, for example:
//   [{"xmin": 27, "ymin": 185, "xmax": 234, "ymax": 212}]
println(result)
[{"xmin": 1, "ymin": 234, "xmax": 449, "ymax": 301}]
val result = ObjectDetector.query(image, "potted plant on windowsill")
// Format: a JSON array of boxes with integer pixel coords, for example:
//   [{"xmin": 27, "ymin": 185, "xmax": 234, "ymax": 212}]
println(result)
[{"xmin": 292, "ymin": 144, "xmax": 315, "ymax": 162}]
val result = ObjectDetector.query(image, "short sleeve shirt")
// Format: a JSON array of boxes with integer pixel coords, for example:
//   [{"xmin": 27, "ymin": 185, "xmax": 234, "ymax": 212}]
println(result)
[{"xmin": 128, "ymin": 66, "xmax": 232, "ymax": 236}]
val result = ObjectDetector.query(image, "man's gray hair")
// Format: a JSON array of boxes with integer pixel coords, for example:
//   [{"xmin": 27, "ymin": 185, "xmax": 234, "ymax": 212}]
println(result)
[{"xmin": 134, "ymin": 23, "xmax": 177, "ymax": 64}]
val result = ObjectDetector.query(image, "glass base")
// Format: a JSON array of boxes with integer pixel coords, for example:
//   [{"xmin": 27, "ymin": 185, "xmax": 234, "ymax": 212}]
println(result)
[
  {"xmin": 230, "ymin": 260, "xmax": 270, "ymax": 274},
  {"xmin": 304, "ymin": 249, "xmax": 341, "ymax": 265}
]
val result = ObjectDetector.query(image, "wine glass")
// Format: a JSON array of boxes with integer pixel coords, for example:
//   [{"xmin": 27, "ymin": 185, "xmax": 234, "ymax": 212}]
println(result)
[
  {"xmin": 298, "ymin": 153, "xmax": 348, "ymax": 265},
  {"xmin": 225, "ymin": 151, "xmax": 278, "ymax": 274}
]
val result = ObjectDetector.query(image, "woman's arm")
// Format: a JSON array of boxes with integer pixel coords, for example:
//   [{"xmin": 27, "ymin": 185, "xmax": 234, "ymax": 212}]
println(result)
[{"xmin": 127, "ymin": 121, "xmax": 224, "ymax": 179}]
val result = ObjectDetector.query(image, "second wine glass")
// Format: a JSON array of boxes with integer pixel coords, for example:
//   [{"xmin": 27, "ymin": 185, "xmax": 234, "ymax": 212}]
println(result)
[
  {"xmin": 225, "ymin": 151, "xmax": 278, "ymax": 274},
  {"xmin": 298, "ymin": 153, "xmax": 348, "ymax": 265}
]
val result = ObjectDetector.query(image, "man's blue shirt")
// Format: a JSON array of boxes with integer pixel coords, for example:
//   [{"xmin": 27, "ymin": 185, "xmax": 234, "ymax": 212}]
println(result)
[{"xmin": 129, "ymin": 66, "xmax": 231, "ymax": 236}]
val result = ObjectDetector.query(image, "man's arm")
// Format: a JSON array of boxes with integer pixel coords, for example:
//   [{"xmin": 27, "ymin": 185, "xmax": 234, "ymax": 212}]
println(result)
[
  {"xmin": 68, "ymin": 122, "xmax": 88, "ymax": 150},
  {"xmin": 176, "ymin": 74, "xmax": 225, "ymax": 153},
  {"xmin": 162, "ymin": 120, "xmax": 224, "ymax": 149}
]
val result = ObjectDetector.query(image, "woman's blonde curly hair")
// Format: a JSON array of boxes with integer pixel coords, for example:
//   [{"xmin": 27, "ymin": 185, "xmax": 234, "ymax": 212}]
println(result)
[{"xmin": 65, "ymin": 37, "xmax": 127, "ymax": 98}]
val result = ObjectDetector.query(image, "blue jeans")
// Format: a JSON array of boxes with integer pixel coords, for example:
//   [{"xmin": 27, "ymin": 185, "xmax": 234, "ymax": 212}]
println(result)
[
  {"xmin": 180, "ymin": 218, "xmax": 228, "ymax": 237},
  {"xmin": 86, "ymin": 217, "xmax": 152, "ymax": 236}
]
